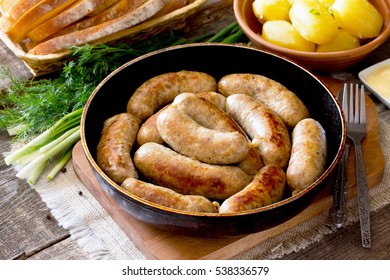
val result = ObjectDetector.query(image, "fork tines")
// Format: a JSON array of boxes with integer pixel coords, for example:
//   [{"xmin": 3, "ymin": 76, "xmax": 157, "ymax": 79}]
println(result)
[{"xmin": 342, "ymin": 83, "xmax": 366, "ymax": 127}]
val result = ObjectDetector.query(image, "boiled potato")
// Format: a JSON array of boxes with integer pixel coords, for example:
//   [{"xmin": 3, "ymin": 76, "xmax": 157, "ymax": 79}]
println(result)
[
  {"xmin": 289, "ymin": 0, "xmax": 338, "ymax": 44},
  {"xmin": 253, "ymin": 0, "xmax": 291, "ymax": 24},
  {"xmin": 316, "ymin": 28, "xmax": 360, "ymax": 52},
  {"xmin": 330, "ymin": 0, "xmax": 383, "ymax": 39},
  {"xmin": 317, "ymin": 0, "xmax": 334, "ymax": 8},
  {"xmin": 262, "ymin": 20, "xmax": 316, "ymax": 51}
]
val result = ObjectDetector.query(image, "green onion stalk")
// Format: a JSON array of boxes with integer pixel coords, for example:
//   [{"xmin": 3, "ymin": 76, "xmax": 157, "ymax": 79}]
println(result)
[
  {"xmin": 4, "ymin": 109, "xmax": 82, "ymax": 184},
  {"xmin": 0, "ymin": 22, "xmax": 248, "ymax": 185}
]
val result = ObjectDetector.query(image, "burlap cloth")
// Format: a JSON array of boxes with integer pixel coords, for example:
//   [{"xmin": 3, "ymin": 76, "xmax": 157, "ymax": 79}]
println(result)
[{"xmin": 10, "ymin": 96, "xmax": 390, "ymax": 260}]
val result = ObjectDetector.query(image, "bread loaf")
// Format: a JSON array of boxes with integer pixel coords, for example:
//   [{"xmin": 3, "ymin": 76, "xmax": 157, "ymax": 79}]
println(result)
[
  {"xmin": 6, "ymin": 0, "xmax": 78, "ymax": 43},
  {"xmin": 5, "ymin": 0, "xmax": 41, "ymax": 20},
  {"xmin": 26, "ymin": 0, "xmax": 108, "ymax": 42},
  {"xmin": 28, "ymin": 0, "xmax": 168, "ymax": 54},
  {"xmin": 0, "ymin": 0, "xmax": 41, "ymax": 31},
  {"xmin": 151, "ymin": 0, "xmax": 189, "ymax": 19},
  {"xmin": 52, "ymin": 0, "xmax": 147, "ymax": 36},
  {"xmin": 87, "ymin": 0, "xmax": 118, "ymax": 16},
  {"xmin": 0, "ymin": 0, "xmax": 19, "ymax": 14},
  {"xmin": 0, "ymin": 0, "xmax": 205, "ymax": 70}
]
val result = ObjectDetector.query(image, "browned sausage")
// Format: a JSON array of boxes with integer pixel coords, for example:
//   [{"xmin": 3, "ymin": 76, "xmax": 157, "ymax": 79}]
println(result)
[
  {"xmin": 286, "ymin": 118, "xmax": 327, "ymax": 195},
  {"xmin": 226, "ymin": 94, "xmax": 291, "ymax": 169},
  {"xmin": 133, "ymin": 142, "xmax": 252, "ymax": 200},
  {"xmin": 126, "ymin": 70, "xmax": 217, "ymax": 122},
  {"xmin": 171, "ymin": 92, "xmax": 263, "ymax": 174},
  {"xmin": 219, "ymin": 165, "xmax": 286, "ymax": 213},
  {"xmin": 97, "ymin": 113, "xmax": 139, "ymax": 184},
  {"xmin": 157, "ymin": 105, "xmax": 250, "ymax": 165},
  {"xmin": 136, "ymin": 92, "xmax": 226, "ymax": 146},
  {"xmin": 218, "ymin": 73, "xmax": 309, "ymax": 128},
  {"xmin": 121, "ymin": 178, "xmax": 220, "ymax": 213},
  {"xmin": 172, "ymin": 92, "xmax": 241, "ymax": 132},
  {"xmin": 197, "ymin": 91, "xmax": 226, "ymax": 110},
  {"xmin": 136, "ymin": 105, "xmax": 168, "ymax": 146}
]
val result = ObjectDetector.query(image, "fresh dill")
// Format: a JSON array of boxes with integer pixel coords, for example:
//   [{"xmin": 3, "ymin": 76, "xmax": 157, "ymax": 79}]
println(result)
[
  {"xmin": 0, "ymin": 30, "xmax": 189, "ymax": 140},
  {"xmin": 0, "ymin": 23, "xmax": 248, "ymax": 183}
]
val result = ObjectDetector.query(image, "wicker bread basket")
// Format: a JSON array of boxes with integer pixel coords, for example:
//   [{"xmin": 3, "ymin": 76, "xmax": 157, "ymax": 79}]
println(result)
[{"xmin": 0, "ymin": 0, "xmax": 206, "ymax": 76}]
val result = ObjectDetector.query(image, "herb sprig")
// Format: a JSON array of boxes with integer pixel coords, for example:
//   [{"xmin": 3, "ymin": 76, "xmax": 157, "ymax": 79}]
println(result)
[{"xmin": 1, "ymin": 30, "xmax": 189, "ymax": 139}]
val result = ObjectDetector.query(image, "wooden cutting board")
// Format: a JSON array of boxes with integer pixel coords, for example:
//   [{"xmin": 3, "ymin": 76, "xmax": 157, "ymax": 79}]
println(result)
[{"xmin": 72, "ymin": 78, "xmax": 385, "ymax": 259}]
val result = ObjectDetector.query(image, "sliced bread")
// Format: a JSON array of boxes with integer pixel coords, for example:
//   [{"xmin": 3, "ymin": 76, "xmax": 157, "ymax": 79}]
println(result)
[
  {"xmin": 54, "ymin": 0, "xmax": 147, "ymax": 36},
  {"xmin": 7, "ymin": 0, "xmax": 42, "ymax": 20},
  {"xmin": 29, "ymin": 0, "xmax": 168, "ymax": 54},
  {"xmin": 0, "ymin": 0, "xmax": 19, "ymax": 14},
  {"xmin": 87, "ymin": 0, "xmax": 118, "ymax": 16},
  {"xmin": 6, "ymin": 0, "xmax": 78, "ymax": 43},
  {"xmin": 0, "ymin": 0, "xmax": 41, "ymax": 31},
  {"xmin": 27, "ymin": 0, "xmax": 108, "ymax": 42}
]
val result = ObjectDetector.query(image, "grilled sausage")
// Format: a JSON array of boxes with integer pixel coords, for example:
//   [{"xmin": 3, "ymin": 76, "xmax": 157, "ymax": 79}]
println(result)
[
  {"xmin": 136, "ymin": 105, "xmax": 168, "ymax": 146},
  {"xmin": 218, "ymin": 73, "xmax": 309, "ymax": 128},
  {"xmin": 97, "ymin": 113, "xmax": 139, "ymax": 184},
  {"xmin": 136, "ymin": 92, "xmax": 226, "ymax": 146},
  {"xmin": 136, "ymin": 92, "xmax": 262, "ymax": 173},
  {"xmin": 121, "ymin": 178, "xmax": 220, "ymax": 213},
  {"xmin": 286, "ymin": 118, "xmax": 327, "ymax": 195},
  {"xmin": 133, "ymin": 143, "xmax": 252, "ymax": 200},
  {"xmin": 197, "ymin": 91, "xmax": 226, "ymax": 110},
  {"xmin": 226, "ymin": 94, "xmax": 291, "ymax": 169},
  {"xmin": 172, "ymin": 92, "xmax": 263, "ymax": 174},
  {"xmin": 136, "ymin": 92, "xmax": 226, "ymax": 147},
  {"xmin": 219, "ymin": 165, "xmax": 286, "ymax": 213},
  {"xmin": 173, "ymin": 92, "xmax": 240, "ymax": 132},
  {"xmin": 126, "ymin": 70, "xmax": 217, "ymax": 122},
  {"xmin": 157, "ymin": 105, "xmax": 250, "ymax": 165}
]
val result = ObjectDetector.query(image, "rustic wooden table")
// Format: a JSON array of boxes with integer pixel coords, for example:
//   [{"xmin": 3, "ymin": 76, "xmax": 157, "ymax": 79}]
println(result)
[{"xmin": 1, "ymin": 1, "xmax": 390, "ymax": 260}]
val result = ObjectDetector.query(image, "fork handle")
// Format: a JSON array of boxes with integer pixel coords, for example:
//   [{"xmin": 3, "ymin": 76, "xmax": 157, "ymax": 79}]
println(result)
[
  {"xmin": 330, "ymin": 144, "xmax": 350, "ymax": 228},
  {"xmin": 354, "ymin": 142, "xmax": 371, "ymax": 248}
]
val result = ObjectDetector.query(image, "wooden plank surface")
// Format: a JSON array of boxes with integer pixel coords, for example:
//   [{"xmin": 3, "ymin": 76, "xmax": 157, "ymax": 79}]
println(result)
[
  {"xmin": 0, "ymin": 129, "xmax": 87, "ymax": 260},
  {"xmin": 280, "ymin": 206, "xmax": 390, "ymax": 260},
  {"xmin": 27, "ymin": 238, "xmax": 88, "ymax": 260}
]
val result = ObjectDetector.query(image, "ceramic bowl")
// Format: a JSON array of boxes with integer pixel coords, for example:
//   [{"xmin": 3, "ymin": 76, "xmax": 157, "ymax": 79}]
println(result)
[
  {"xmin": 81, "ymin": 43, "xmax": 346, "ymax": 236},
  {"xmin": 234, "ymin": 0, "xmax": 390, "ymax": 72}
]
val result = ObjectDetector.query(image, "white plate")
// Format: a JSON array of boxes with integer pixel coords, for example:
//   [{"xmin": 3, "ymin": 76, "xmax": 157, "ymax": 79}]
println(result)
[{"xmin": 358, "ymin": 58, "xmax": 390, "ymax": 109}]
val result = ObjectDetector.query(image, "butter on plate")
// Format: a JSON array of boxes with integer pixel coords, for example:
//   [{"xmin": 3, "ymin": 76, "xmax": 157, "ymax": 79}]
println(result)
[{"xmin": 359, "ymin": 58, "xmax": 390, "ymax": 109}]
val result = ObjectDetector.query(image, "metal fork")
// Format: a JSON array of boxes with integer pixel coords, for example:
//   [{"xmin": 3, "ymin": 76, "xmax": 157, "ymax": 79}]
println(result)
[{"xmin": 342, "ymin": 83, "xmax": 371, "ymax": 248}]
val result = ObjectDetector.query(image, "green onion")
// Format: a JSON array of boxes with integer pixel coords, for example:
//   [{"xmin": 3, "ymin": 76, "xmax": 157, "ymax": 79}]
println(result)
[
  {"xmin": 46, "ymin": 145, "xmax": 73, "ymax": 181},
  {"xmin": 15, "ymin": 126, "xmax": 80, "ymax": 181},
  {"xmin": 5, "ymin": 110, "xmax": 81, "ymax": 184},
  {"xmin": 207, "ymin": 21, "xmax": 240, "ymax": 42},
  {"xmin": 222, "ymin": 29, "xmax": 246, "ymax": 44},
  {"xmin": 4, "ymin": 108, "xmax": 82, "ymax": 165},
  {"xmin": 27, "ymin": 159, "xmax": 49, "ymax": 185}
]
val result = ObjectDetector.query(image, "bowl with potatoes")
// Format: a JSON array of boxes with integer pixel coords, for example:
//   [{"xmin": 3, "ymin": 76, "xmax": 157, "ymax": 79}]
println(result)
[
  {"xmin": 81, "ymin": 43, "xmax": 346, "ymax": 236},
  {"xmin": 234, "ymin": 0, "xmax": 390, "ymax": 72}
]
